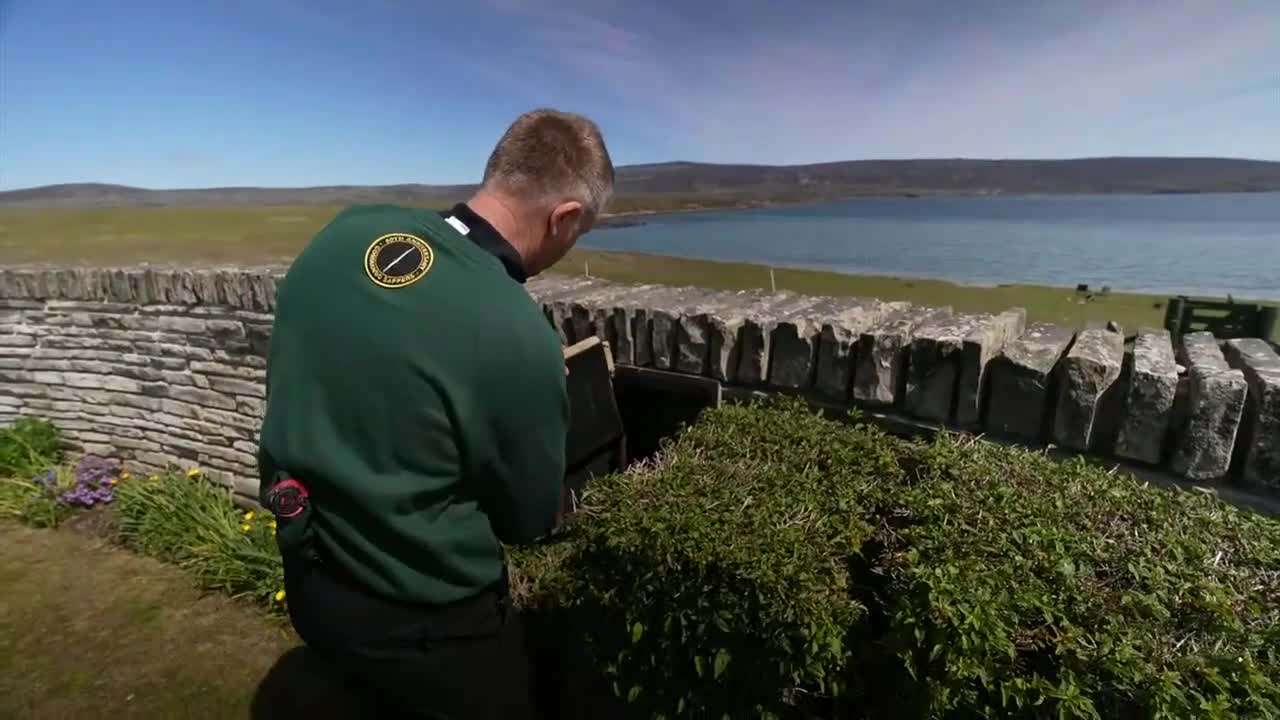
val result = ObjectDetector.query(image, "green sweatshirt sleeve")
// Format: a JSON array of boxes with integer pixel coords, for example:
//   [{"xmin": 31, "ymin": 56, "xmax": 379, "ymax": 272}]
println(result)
[{"xmin": 464, "ymin": 327, "xmax": 569, "ymax": 545}]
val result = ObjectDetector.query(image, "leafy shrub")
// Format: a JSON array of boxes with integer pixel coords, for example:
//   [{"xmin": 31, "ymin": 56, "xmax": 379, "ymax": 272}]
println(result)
[
  {"xmin": 0, "ymin": 467, "xmax": 77, "ymax": 528},
  {"xmin": 516, "ymin": 398, "xmax": 906, "ymax": 718},
  {"xmin": 882, "ymin": 436, "xmax": 1280, "ymax": 719},
  {"xmin": 114, "ymin": 470, "xmax": 287, "ymax": 613},
  {"xmin": 515, "ymin": 396, "xmax": 1280, "ymax": 719},
  {"xmin": 0, "ymin": 418, "xmax": 71, "ymax": 527},
  {"xmin": 0, "ymin": 417, "xmax": 63, "ymax": 478}
]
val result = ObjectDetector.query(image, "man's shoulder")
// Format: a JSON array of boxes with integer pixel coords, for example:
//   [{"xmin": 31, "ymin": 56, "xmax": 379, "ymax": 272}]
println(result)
[
  {"xmin": 324, "ymin": 203, "xmax": 451, "ymax": 237},
  {"xmin": 472, "ymin": 285, "xmax": 561, "ymax": 360}
]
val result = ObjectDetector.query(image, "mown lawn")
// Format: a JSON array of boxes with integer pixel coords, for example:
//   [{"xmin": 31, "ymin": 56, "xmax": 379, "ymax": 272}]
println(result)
[{"xmin": 0, "ymin": 520, "xmax": 365, "ymax": 720}]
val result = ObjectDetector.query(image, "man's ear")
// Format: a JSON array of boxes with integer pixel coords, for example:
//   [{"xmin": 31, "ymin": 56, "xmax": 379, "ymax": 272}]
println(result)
[{"xmin": 550, "ymin": 200, "xmax": 585, "ymax": 238}]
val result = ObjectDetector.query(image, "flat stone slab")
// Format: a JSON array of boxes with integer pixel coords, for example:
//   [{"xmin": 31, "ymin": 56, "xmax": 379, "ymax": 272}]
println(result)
[
  {"xmin": 814, "ymin": 300, "xmax": 906, "ymax": 400},
  {"xmin": 986, "ymin": 322, "xmax": 1076, "ymax": 442},
  {"xmin": 649, "ymin": 287, "xmax": 724, "ymax": 371},
  {"xmin": 955, "ymin": 308, "xmax": 1027, "ymax": 427},
  {"xmin": 1224, "ymin": 338, "xmax": 1280, "ymax": 494},
  {"xmin": 581, "ymin": 283, "xmax": 660, "ymax": 363},
  {"xmin": 734, "ymin": 294, "xmax": 826, "ymax": 386},
  {"xmin": 1170, "ymin": 332, "xmax": 1247, "ymax": 481},
  {"xmin": 904, "ymin": 313, "xmax": 989, "ymax": 423},
  {"xmin": 673, "ymin": 290, "xmax": 764, "ymax": 377},
  {"xmin": 1052, "ymin": 327, "xmax": 1125, "ymax": 452},
  {"xmin": 568, "ymin": 284, "xmax": 639, "ymax": 344},
  {"xmin": 853, "ymin": 305, "xmax": 951, "ymax": 407},
  {"xmin": 769, "ymin": 297, "xmax": 887, "ymax": 392},
  {"xmin": 1115, "ymin": 328, "xmax": 1179, "ymax": 465},
  {"xmin": 532, "ymin": 277, "xmax": 612, "ymax": 342},
  {"xmin": 523, "ymin": 274, "xmax": 587, "ymax": 300}
]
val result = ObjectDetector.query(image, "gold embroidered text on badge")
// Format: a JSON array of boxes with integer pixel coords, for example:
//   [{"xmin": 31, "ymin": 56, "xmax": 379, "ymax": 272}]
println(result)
[{"xmin": 363, "ymin": 233, "xmax": 434, "ymax": 288}]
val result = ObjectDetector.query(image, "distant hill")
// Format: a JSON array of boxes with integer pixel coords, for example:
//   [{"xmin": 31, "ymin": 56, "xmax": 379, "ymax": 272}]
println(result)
[{"xmin": 3, "ymin": 157, "xmax": 1279, "ymax": 209}]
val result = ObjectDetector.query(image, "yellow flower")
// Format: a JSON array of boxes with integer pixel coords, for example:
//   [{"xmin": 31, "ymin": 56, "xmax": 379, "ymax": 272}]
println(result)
[
  {"xmin": 243, "ymin": 510, "xmax": 255, "ymax": 522},
  {"xmin": 109, "ymin": 478, "xmax": 118, "ymax": 486},
  {"xmin": 148, "ymin": 475, "xmax": 159, "ymax": 482},
  {"xmin": 274, "ymin": 590, "xmax": 286, "ymax": 602},
  {"xmin": 269, "ymin": 520, "xmax": 277, "ymax": 530},
  {"xmin": 240, "ymin": 523, "xmax": 251, "ymax": 533},
  {"xmin": 120, "ymin": 471, "xmax": 131, "ymax": 480},
  {"xmin": 186, "ymin": 468, "xmax": 201, "ymax": 478}
]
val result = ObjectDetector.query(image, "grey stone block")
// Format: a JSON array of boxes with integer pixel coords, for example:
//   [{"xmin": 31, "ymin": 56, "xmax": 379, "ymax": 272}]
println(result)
[
  {"xmin": 1170, "ymin": 332, "xmax": 1247, "ymax": 481},
  {"xmin": 852, "ymin": 305, "xmax": 951, "ymax": 407},
  {"xmin": 649, "ymin": 287, "xmax": 721, "ymax": 370},
  {"xmin": 956, "ymin": 308, "xmax": 1027, "ymax": 427},
  {"xmin": 986, "ymin": 322, "xmax": 1075, "ymax": 442},
  {"xmin": 768, "ymin": 297, "xmax": 847, "ymax": 390},
  {"xmin": 535, "ymin": 277, "xmax": 610, "ymax": 342},
  {"xmin": 568, "ymin": 284, "xmax": 635, "ymax": 344},
  {"xmin": 593, "ymin": 284, "xmax": 661, "ymax": 366},
  {"xmin": 735, "ymin": 294, "xmax": 824, "ymax": 386},
  {"xmin": 1052, "ymin": 328, "xmax": 1125, "ymax": 452},
  {"xmin": 675, "ymin": 290, "xmax": 764, "ymax": 377},
  {"xmin": 1224, "ymin": 338, "xmax": 1280, "ymax": 494},
  {"xmin": 1115, "ymin": 328, "xmax": 1179, "ymax": 465},
  {"xmin": 671, "ymin": 291, "xmax": 739, "ymax": 376},
  {"xmin": 814, "ymin": 300, "xmax": 905, "ymax": 400},
  {"xmin": 904, "ymin": 313, "xmax": 990, "ymax": 423}
]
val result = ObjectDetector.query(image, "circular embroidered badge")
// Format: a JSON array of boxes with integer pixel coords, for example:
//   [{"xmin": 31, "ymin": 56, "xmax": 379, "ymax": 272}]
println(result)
[{"xmin": 363, "ymin": 232, "xmax": 434, "ymax": 288}]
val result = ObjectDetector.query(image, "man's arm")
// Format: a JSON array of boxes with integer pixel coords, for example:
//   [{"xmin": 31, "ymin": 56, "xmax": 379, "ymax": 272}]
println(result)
[{"xmin": 464, "ymin": 330, "xmax": 569, "ymax": 545}]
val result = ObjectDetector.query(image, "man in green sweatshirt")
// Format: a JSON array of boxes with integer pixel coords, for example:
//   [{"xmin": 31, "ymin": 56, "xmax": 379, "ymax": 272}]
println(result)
[{"xmin": 256, "ymin": 109, "xmax": 614, "ymax": 719}]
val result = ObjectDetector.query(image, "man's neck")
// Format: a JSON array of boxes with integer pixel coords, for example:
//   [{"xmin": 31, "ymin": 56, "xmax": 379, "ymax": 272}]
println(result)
[{"xmin": 464, "ymin": 190, "xmax": 535, "ymax": 270}]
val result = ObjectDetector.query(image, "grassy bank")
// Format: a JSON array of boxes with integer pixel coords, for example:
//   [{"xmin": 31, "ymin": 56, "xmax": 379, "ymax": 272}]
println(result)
[
  {"xmin": 560, "ymin": 248, "xmax": 1190, "ymax": 330},
  {"xmin": 3, "ymin": 205, "xmax": 1273, "ymax": 333},
  {"xmin": 0, "ymin": 521, "xmax": 366, "ymax": 720}
]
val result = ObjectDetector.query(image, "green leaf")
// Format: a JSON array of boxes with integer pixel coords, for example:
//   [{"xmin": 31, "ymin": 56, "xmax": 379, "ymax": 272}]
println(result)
[
  {"xmin": 631, "ymin": 621, "xmax": 645, "ymax": 644},
  {"xmin": 713, "ymin": 648, "xmax": 731, "ymax": 679}
]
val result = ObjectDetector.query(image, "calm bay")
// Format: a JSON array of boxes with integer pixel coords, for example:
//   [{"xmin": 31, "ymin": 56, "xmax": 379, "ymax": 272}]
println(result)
[{"xmin": 584, "ymin": 192, "xmax": 1280, "ymax": 300}]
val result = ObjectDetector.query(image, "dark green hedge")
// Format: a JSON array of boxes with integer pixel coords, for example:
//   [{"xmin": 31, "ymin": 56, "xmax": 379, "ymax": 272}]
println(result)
[{"xmin": 509, "ymin": 397, "xmax": 1280, "ymax": 719}]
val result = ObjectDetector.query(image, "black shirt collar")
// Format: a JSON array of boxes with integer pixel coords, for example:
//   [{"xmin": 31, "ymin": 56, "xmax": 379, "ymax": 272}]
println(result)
[{"xmin": 441, "ymin": 203, "xmax": 528, "ymax": 284}]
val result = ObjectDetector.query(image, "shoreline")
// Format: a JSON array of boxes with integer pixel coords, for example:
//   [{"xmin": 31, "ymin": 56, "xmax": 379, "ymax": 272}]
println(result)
[
  {"xmin": 556, "ymin": 247, "xmax": 1279, "ymax": 339},
  {"xmin": 595, "ymin": 187, "xmax": 1280, "ymax": 223},
  {"xmin": 568, "ymin": 246, "xmax": 1280, "ymax": 305}
]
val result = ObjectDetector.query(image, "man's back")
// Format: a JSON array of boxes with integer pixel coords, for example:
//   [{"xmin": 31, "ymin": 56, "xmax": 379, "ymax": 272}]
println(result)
[{"xmin": 258, "ymin": 203, "xmax": 568, "ymax": 606}]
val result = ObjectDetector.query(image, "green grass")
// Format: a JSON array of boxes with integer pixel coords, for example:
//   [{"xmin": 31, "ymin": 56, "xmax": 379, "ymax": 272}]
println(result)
[
  {"xmin": 3, "ymin": 205, "xmax": 1274, "ymax": 334},
  {"xmin": 559, "ymin": 248, "xmax": 1203, "ymax": 330},
  {"xmin": 0, "ymin": 206, "xmax": 347, "ymax": 266},
  {"xmin": 0, "ymin": 520, "xmax": 366, "ymax": 719}
]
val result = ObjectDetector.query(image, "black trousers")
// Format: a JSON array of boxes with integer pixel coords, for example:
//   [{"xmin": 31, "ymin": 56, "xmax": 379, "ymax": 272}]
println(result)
[{"xmin": 282, "ymin": 553, "xmax": 537, "ymax": 720}]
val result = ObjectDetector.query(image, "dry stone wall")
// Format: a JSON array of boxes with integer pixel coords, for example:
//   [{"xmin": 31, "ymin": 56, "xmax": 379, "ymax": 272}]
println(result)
[
  {"xmin": 0, "ymin": 267, "xmax": 284, "ymax": 503},
  {"xmin": 525, "ymin": 273, "xmax": 1280, "ymax": 501},
  {"xmin": 2, "ymin": 267, "xmax": 1278, "ymax": 504}
]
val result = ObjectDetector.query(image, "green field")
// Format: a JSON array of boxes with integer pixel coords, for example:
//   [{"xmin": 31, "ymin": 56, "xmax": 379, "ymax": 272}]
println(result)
[{"xmin": 2, "ymin": 205, "xmax": 1274, "ymax": 334}]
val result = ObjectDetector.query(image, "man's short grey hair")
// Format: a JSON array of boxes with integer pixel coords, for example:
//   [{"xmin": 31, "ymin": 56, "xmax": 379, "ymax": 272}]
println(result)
[{"xmin": 482, "ymin": 109, "xmax": 615, "ymax": 216}]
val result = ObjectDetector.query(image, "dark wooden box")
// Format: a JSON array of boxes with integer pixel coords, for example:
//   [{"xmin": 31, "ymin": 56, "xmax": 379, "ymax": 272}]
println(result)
[{"xmin": 561, "ymin": 337, "xmax": 626, "ymax": 514}]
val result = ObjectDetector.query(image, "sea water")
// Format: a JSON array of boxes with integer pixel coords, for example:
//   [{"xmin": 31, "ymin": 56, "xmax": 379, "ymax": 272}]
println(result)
[{"xmin": 582, "ymin": 192, "xmax": 1280, "ymax": 300}]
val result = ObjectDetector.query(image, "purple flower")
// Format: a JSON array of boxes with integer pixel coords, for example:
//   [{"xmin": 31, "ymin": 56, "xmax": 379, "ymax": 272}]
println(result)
[{"xmin": 32, "ymin": 469, "xmax": 58, "ymax": 492}]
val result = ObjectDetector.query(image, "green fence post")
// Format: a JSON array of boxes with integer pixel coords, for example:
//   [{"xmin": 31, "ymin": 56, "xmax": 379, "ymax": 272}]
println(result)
[
  {"xmin": 1259, "ymin": 305, "xmax": 1278, "ymax": 344},
  {"xmin": 1164, "ymin": 297, "xmax": 1186, "ymax": 339}
]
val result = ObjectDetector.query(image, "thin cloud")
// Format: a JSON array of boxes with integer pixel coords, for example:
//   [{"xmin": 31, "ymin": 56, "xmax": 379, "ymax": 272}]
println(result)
[{"xmin": 468, "ymin": 0, "xmax": 1280, "ymax": 161}]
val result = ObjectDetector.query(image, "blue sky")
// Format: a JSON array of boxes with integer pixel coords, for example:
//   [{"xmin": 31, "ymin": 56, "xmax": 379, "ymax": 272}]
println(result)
[{"xmin": 2, "ymin": 0, "xmax": 1278, "ymax": 190}]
